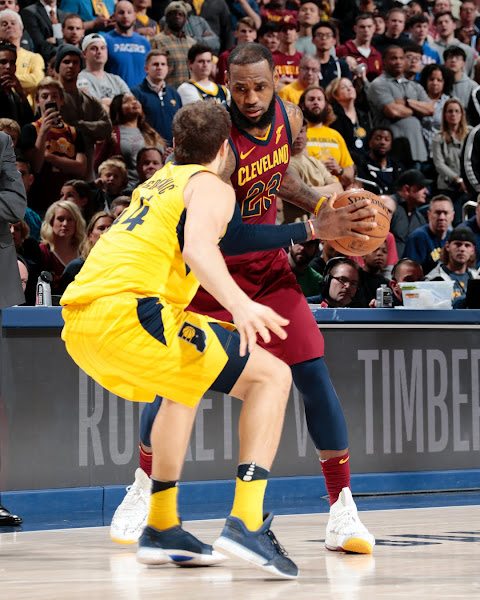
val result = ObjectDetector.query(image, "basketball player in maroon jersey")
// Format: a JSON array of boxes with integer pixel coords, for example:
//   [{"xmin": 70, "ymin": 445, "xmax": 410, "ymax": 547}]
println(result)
[{"xmin": 111, "ymin": 43, "xmax": 375, "ymax": 556}]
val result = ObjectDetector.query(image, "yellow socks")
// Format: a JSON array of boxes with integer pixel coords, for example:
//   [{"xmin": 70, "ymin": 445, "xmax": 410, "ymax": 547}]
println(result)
[
  {"xmin": 147, "ymin": 480, "xmax": 181, "ymax": 531},
  {"xmin": 230, "ymin": 463, "xmax": 269, "ymax": 531}
]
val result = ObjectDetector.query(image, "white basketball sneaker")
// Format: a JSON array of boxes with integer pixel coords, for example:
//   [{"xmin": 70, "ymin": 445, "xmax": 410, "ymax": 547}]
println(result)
[
  {"xmin": 110, "ymin": 468, "xmax": 151, "ymax": 545},
  {"xmin": 325, "ymin": 487, "xmax": 375, "ymax": 554}
]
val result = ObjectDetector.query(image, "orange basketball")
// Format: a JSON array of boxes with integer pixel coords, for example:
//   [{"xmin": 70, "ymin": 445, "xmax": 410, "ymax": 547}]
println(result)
[{"xmin": 329, "ymin": 189, "xmax": 391, "ymax": 257}]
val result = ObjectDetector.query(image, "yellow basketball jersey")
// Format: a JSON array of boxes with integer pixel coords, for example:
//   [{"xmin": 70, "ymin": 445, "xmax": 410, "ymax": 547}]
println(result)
[{"xmin": 61, "ymin": 163, "xmax": 210, "ymax": 308}]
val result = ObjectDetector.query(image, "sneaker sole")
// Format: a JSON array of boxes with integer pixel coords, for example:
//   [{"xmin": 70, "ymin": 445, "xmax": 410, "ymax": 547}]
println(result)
[
  {"xmin": 325, "ymin": 538, "xmax": 374, "ymax": 554},
  {"xmin": 213, "ymin": 536, "xmax": 298, "ymax": 579},
  {"xmin": 110, "ymin": 534, "xmax": 138, "ymax": 545},
  {"xmin": 137, "ymin": 547, "xmax": 227, "ymax": 567},
  {"xmin": 137, "ymin": 547, "xmax": 173, "ymax": 566}
]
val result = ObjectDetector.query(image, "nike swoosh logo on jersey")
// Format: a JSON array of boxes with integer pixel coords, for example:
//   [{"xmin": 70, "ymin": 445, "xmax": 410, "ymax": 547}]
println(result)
[
  {"xmin": 339, "ymin": 456, "xmax": 350, "ymax": 464},
  {"xmin": 240, "ymin": 147, "xmax": 255, "ymax": 159}
]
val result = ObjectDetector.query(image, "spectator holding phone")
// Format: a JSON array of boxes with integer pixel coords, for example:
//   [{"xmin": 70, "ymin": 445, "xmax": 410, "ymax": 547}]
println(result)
[{"xmin": 19, "ymin": 76, "xmax": 87, "ymax": 215}]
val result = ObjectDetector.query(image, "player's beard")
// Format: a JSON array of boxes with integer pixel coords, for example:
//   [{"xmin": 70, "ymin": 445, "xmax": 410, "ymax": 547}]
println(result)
[
  {"xmin": 302, "ymin": 105, "xmax": 328, "ymax": 125},
  {"xmin": 230, "ymin": 95, "xmax": 276, "ymax": 131}
]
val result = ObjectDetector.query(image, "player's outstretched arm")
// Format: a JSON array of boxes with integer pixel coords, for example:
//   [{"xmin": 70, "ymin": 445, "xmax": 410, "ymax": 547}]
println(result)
[{"xmin": 183, "ymin": 173, "xmax": 289, "ymax": 355}]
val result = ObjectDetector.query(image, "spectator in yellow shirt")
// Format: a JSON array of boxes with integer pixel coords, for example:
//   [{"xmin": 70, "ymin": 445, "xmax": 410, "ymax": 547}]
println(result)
[{"xmin": 0, "ymin": 8, "xmax": 44, "ymax": 105}]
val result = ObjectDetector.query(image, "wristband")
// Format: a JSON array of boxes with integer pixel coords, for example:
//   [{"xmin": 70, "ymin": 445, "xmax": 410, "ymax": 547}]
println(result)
[
  {"xmin": 314, "ymin": 196, "xmax": 326, "ymax": 216},
  {"xmin": 338, "ymin": 167, "xmax": 344, "ymax": 176},
  {"xmin": 307, "ymin": 219, "xmax": 316, "ymax": 240}
]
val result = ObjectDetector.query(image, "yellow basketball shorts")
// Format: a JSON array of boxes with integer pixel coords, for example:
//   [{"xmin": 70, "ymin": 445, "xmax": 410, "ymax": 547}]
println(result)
[{"xmin": 61, "ymin": 294, "xmax": 247, "ymax": 407}]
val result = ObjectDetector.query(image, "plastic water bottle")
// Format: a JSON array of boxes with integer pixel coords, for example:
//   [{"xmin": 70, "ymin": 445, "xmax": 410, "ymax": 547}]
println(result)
[
  {"xmin": 35, "ymin": 271, "xmax": 53, "ymax": 306},
  {"xmin": 376, "ymin": 284, "xmax": 393, "ymax": 308}
]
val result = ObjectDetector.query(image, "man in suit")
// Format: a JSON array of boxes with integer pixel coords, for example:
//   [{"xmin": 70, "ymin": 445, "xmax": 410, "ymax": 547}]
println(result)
[
  {"xmin": 20, "ymin": 0, "xmax": 66, "ymax": 61},
  {"xmin": 0, "ymin": 130, "xmax": 27, "ymax": 526}
]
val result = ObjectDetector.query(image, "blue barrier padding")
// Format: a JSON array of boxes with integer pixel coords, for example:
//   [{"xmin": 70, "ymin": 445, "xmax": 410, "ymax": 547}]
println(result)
[
  {"xmin": 3, "ymin": 306, "xmax": 480, "ymax": 328},
  {"xmin": 3, "ymin": 470, "xmax": 479, "ymax": 518}
]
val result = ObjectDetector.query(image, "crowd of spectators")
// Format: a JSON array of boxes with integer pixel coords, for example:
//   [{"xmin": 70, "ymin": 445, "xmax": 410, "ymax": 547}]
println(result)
[{"xmin": 2, "ymin": 0, "xmax": 480, "ymax": 307}]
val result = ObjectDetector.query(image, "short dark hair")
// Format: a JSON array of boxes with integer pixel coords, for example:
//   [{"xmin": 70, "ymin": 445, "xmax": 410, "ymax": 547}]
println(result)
[
  {"xmin": 369, "ymin": 127, "xmax": 393, "ymax": 142},
  {"xmin": 187, "ymin": 43, "xmax": 212, "ymax": 63},
  {"xmin": 63, "ymin": 12, "xmax": 83, "ymax": 24},
  {"xmin": 137, "ymin": 146, "xmax": 163, "ymax": 164},
  {"xmin": 15, "ymin": 155, "xmax": 32, "ymax": 173},
  {"xmin": 173, "ymin": 102, "xmax": 231, "ymax": 165},
  {"xmin": 383, "ymin": 44, "xmax": 404, "ymax": 58},
  {"xmin": 443, "ymin": 45, "xmax": 467, "ymax": 61},
  {"xmin": 407, "ymin": 13, "xmax": 429, "ymax": 27},
  {"xmin": 312, "ymin": 21, "xmax": 336, "ymax": 37},
  {"xmin": 419, "ymin": 63, "xmax": 454, "ymax": 95},
  {"xmin": 257, "ymin": 21, "xmax": 279, "ymax": 38},
  {"xmin": 227, "ymin": 42, "xmax": 275, "ymax": 73},
  {"xmin": 0, "ymin": 39, "xmax": 17, "ymax": 56},
  {"xmin": 404, "ymin": 43, "xmax": 423, "ymax": 55},
  {"xmin": 355, "ymin": 12, "xmax": 375, "ymax": 25},
  {"xmin": 391, "ymin": 258, "xmax": 422, "ymax": 281},
  {"xmin": 434, "ymin": 11, "xmax": 455, "ymax": 24}
]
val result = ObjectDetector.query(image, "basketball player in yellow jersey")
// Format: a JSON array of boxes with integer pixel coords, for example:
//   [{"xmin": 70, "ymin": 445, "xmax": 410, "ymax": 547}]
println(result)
[{"xmin": 61, "ymin": 102, "xmax": 299, "ymax": 579}]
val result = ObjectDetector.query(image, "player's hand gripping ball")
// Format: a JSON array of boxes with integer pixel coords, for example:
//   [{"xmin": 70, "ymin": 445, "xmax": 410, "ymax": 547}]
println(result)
[{"xmin": 330, "ymin": 189, "xmax": 391, "ymax": 256}]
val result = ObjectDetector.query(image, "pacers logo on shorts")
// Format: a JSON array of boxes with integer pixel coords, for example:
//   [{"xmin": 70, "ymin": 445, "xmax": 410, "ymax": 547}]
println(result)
[{"xmin": 178, "ymin": 322, "xmax": 207, "ymax": 353}]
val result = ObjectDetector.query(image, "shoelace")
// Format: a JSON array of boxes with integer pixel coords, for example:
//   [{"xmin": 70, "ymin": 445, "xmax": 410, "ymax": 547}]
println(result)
[
  {"xmin": 266, "ymin": 530, "xmax": 288, "ymax": 556},
  {"xmin": 123, "ymin": 484, "xmax": 147, "ymax": 507}
]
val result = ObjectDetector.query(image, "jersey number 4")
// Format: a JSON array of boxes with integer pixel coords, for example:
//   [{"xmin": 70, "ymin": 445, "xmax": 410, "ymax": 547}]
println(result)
[
  {"xmin": 117, "ymin": 196, "xmax": 151, "ymax": 230},
  {"xmin": 241, "ymin": 173, "xmax": 282, "ymax": 218}
]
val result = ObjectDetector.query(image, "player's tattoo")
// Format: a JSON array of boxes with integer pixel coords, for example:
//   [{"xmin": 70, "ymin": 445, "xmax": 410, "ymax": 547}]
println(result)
[{"xmin": 279, "ymin": 166, "xmax": 326, "ymax": 213}]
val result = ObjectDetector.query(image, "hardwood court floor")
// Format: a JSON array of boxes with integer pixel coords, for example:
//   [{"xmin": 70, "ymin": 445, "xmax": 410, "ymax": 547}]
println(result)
[{"xmin": 1, "ymin": 505, "xmax": 479, "ymax": 600}]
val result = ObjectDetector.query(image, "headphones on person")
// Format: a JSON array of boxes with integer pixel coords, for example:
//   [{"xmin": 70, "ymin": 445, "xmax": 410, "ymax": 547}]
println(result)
[{"xmin": 321, "ymin": 257, "xmax": 361, "ymax": 299}]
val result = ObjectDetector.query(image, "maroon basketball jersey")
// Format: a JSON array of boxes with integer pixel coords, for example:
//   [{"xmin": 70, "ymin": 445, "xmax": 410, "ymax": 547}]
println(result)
[{"xmin": 229, "ymin": 96, "xmax": 292, "ymax": 227}]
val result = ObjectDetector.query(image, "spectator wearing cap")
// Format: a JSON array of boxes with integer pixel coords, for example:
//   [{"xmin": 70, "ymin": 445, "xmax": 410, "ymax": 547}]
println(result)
[
  {"xmin": 103, "ymin": 0, "xmax": 150, "ymax": 88},
  {"xmin": 58, "ymin": 0, "xmax": 114, "ymax": 34},
  {"xmin": 390, "ymin": 169, "xmax": 431, "ymax": 256},
  {"xmin": 0, "ymin": 39, "xmax": 34, "ymax": 128},
  {"xmin": 158, "ymin": 1, "xmax": 220, "ymax": 55},
  {"xmin": 20, "ymin": 0, "xmax": 67, "ymax": 61},
  {"xmin": 215, "ymin": 16, "xmax": 256, "ymax": 85},
  {"xmin": 336, "ymin": 13, "xmax": 383, "ymax": 82},
  {"xmin": 295, "ymin": 0, "xmax": 321, "ymax": 56},
  {"xmin": 278, "ymin": 54, "xmax": 320, "ymax": 105},
  {"xmin": 131, "ymin": 49, "xmax": 182, "ymax": 148},
  {"xmin": 312, "ymin": 22, "xmax": 352, "ymax": 90},
  {"xmin": 443, "ymin": 46, "xmax": 478, "ymax": 109},
  {"xmin": 151, "ymin": 1, "xmax": 195, "ymax": 89},
  {"xmin": 425, "ymin": 226, "xmax": 478, "ymax": 301},
  {"xmin": 403, "ymin": 194, "xmax": 455, "ymax": 274},
  {"xmin": 19, "ymin": 76, "xmax": 87, "ymax": 214},
  {"xmin": 0, "ymin": 10, "xmax": 44, "ymax": 107},
  {"xmin": 55, "ymin": 44, "xmax": 112, "ymax": 181},
  {"xmin": 77, "ymin": 33, "xmax": 130, "ymax": 111},
  {"xmin": 272, "ymin": 16, "xmax": 303, "ymax": 88}
]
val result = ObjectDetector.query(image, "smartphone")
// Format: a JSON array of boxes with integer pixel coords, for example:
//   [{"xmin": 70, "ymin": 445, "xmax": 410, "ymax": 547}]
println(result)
[{"xmin": 45, "ymin": 101, "xmax": 61, "ymax": 126}]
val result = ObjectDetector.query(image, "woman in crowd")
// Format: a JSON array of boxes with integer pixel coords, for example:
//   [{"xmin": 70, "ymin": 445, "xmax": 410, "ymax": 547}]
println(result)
[
  {"xmin": 432, "ymin": 98, "xmax": 472, "ymax": 224},
  {"xmin": 39, "ymin": 200, "xmax": 86, "ymax": 295},
  {"xmin": 420, "ymin": 64, "xmax": 454, "ymax": 162},
  {"xmin": 326, "ymin": 77, "xmax": 370, "ymax": 161},
  {"xmin": 58, "ymin": 211, "xmax": 114, "ymax": 295},
  {"xmin": 94, "ymin": 93, "xmax": 165, "ymax": 191},
  {"xmin": 59, "ymin": 179, "xmax": 96, "ymax": 224}
]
